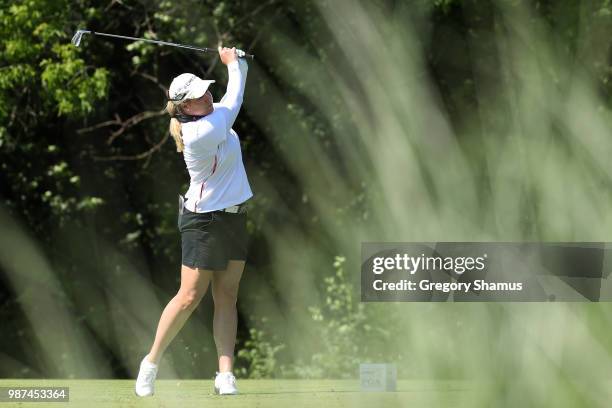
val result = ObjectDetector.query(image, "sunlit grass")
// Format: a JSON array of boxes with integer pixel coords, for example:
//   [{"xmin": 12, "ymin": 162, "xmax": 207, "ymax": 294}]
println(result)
[{"xmin": 0, "ymin": 379, "xmax": 497, "ymax": 408}]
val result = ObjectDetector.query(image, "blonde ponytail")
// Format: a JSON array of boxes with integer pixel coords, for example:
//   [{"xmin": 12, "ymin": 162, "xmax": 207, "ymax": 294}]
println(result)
[{"xmin": 166, "ymin": 101, "xmax": 184, "ymax": 152}]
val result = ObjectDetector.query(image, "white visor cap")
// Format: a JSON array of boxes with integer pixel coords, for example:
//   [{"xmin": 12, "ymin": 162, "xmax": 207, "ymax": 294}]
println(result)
[{"xmin": 168, "ymin": 73, "xmax": 215, "ymax": 102}]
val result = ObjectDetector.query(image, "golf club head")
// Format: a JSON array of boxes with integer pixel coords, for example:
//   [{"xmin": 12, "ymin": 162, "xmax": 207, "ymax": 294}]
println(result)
[{"xmin": 71, "ymin": 30, "xmax": 90, "ymax": 47}]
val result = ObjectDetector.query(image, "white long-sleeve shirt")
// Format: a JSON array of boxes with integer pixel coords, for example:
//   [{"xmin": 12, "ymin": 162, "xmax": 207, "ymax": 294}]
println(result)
[{"xmin": 181, "ymin": 59, "xmax": 252, "ymax": 212}]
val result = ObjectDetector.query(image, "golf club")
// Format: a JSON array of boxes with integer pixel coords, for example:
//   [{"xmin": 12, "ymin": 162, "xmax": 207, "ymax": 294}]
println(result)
[{"xmin": 71, "ymin": 29, "xmax": 254, "ymax": 59}]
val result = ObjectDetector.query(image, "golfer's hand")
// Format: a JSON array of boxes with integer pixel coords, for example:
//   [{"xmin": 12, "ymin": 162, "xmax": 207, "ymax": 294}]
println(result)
[{"xmin": 219, "ymin": 46, "xmax": 238, "ymax": 65}]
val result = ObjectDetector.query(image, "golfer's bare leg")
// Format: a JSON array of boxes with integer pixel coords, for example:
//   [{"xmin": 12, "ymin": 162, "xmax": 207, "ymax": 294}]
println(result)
[
  {"xmin": 147, "ymin": 265, "xmax": 213, "ymax": 364},
  {"xmin": 212, "ymin": 260, "xmax": 245, "ymax": 373}
]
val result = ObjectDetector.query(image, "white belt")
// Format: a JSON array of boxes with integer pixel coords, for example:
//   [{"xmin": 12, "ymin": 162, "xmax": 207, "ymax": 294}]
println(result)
[
  {"xmin": 222, "ymin": 205, "xmax": 240, "ymax": 213},
  {"xmin": 221, "ymin": 204, "xmax": 247, "ymax": 213}
]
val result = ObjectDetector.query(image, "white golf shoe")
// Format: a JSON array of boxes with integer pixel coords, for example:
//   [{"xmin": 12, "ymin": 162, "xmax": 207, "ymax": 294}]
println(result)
[
  {"xmin": 214, "ymin": 371, "xmax": 238, "ymax": 395},
  {"xmin": 135, "ymin": 355, "xmax": 158, "ymax": 397}
]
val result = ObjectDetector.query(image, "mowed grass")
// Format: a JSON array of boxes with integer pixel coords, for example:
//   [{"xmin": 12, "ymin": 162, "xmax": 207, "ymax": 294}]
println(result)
[{"xmin": 0, "ymin": 379, "xmax": 479, "ymax": 408}]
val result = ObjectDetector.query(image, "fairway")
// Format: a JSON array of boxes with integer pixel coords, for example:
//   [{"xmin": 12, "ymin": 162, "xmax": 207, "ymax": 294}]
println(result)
[{"xmin": 0, "ymin": 379, "xmax": 478, "ymax": 408}]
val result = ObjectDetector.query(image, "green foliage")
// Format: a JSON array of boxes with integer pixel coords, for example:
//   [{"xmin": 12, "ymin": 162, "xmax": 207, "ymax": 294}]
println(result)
[
  {"xmin": 285, "ymin": 257, "xmax": 396, "ymax": 379},
  {"xmin": 235, "ymin": 256, "xmax": 397, "ymax": 380},
  {"xmin": 0, "ymin": 0, "xmax": 107, "ymax": 227},
  {"xmin": 40, "ymin": 44, "xmax": 108, "ymax": 116},
  {"xmin": 0, "ymin": 0, "xmax": 109, "ymax": 122},
  {"xmin": 235, "ymin": 318, "xmax": 286, "ymax": 379}
]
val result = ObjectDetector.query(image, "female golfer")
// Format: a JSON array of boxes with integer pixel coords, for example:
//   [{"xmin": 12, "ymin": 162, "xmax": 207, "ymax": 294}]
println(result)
[{"xmin": 135, "ymin": 46, "xmax": 251, "ymax": 396}]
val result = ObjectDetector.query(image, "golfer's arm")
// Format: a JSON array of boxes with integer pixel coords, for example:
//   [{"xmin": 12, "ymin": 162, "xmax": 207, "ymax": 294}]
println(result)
[{"xmin": 219, "ymin": 59, "xmax": 248, "ymax": 127}]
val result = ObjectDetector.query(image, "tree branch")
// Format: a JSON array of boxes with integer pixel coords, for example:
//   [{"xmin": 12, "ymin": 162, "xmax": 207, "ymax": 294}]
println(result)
[
  {"xmin": 106, "ymin": 109, "xmax": 165, "ymax": 145},
  {"xmin": 92, "ymin": 132, "xmax": 170, "ymax": 161},
  {"xmin": 247, "ymin": 7, "xmax": 284, "ymax": 53},
  {"xmin": 77, "ymin": 109, "xmax": 166, "ymax": 145},
  {"xmin": 136, "ymin": 71, "xmax": 168, "ymax": 94},
  {"xmin": 234, "ymin": 0, "xmax": 279, "ymax": 27},
  {"xmin": 77, "ymin": 113, "xmax": 122, "ymax": 134}
]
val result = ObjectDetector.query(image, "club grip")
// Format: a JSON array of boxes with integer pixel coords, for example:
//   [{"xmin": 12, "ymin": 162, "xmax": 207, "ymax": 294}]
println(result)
[{"xmin": 236, "ymin": 49, "xmax": 255, "ymax": 60}]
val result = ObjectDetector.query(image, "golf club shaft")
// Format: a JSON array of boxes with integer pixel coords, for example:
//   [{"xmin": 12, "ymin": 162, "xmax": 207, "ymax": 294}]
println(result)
[{"xmin": 78, "ymin": 30, "xmax": 254, "ymax": 59}]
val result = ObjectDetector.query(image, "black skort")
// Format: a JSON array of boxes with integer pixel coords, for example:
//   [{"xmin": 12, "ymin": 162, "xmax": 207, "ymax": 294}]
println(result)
[{"xmin": 178, "ymin": 206, "xmax": 248, "ymax": 271}]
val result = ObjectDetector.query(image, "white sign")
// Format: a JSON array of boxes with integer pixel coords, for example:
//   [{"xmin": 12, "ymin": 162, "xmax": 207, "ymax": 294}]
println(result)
[{"xmin": 359, "ymin": 363, "xmax": 396, "ymax": 392}]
